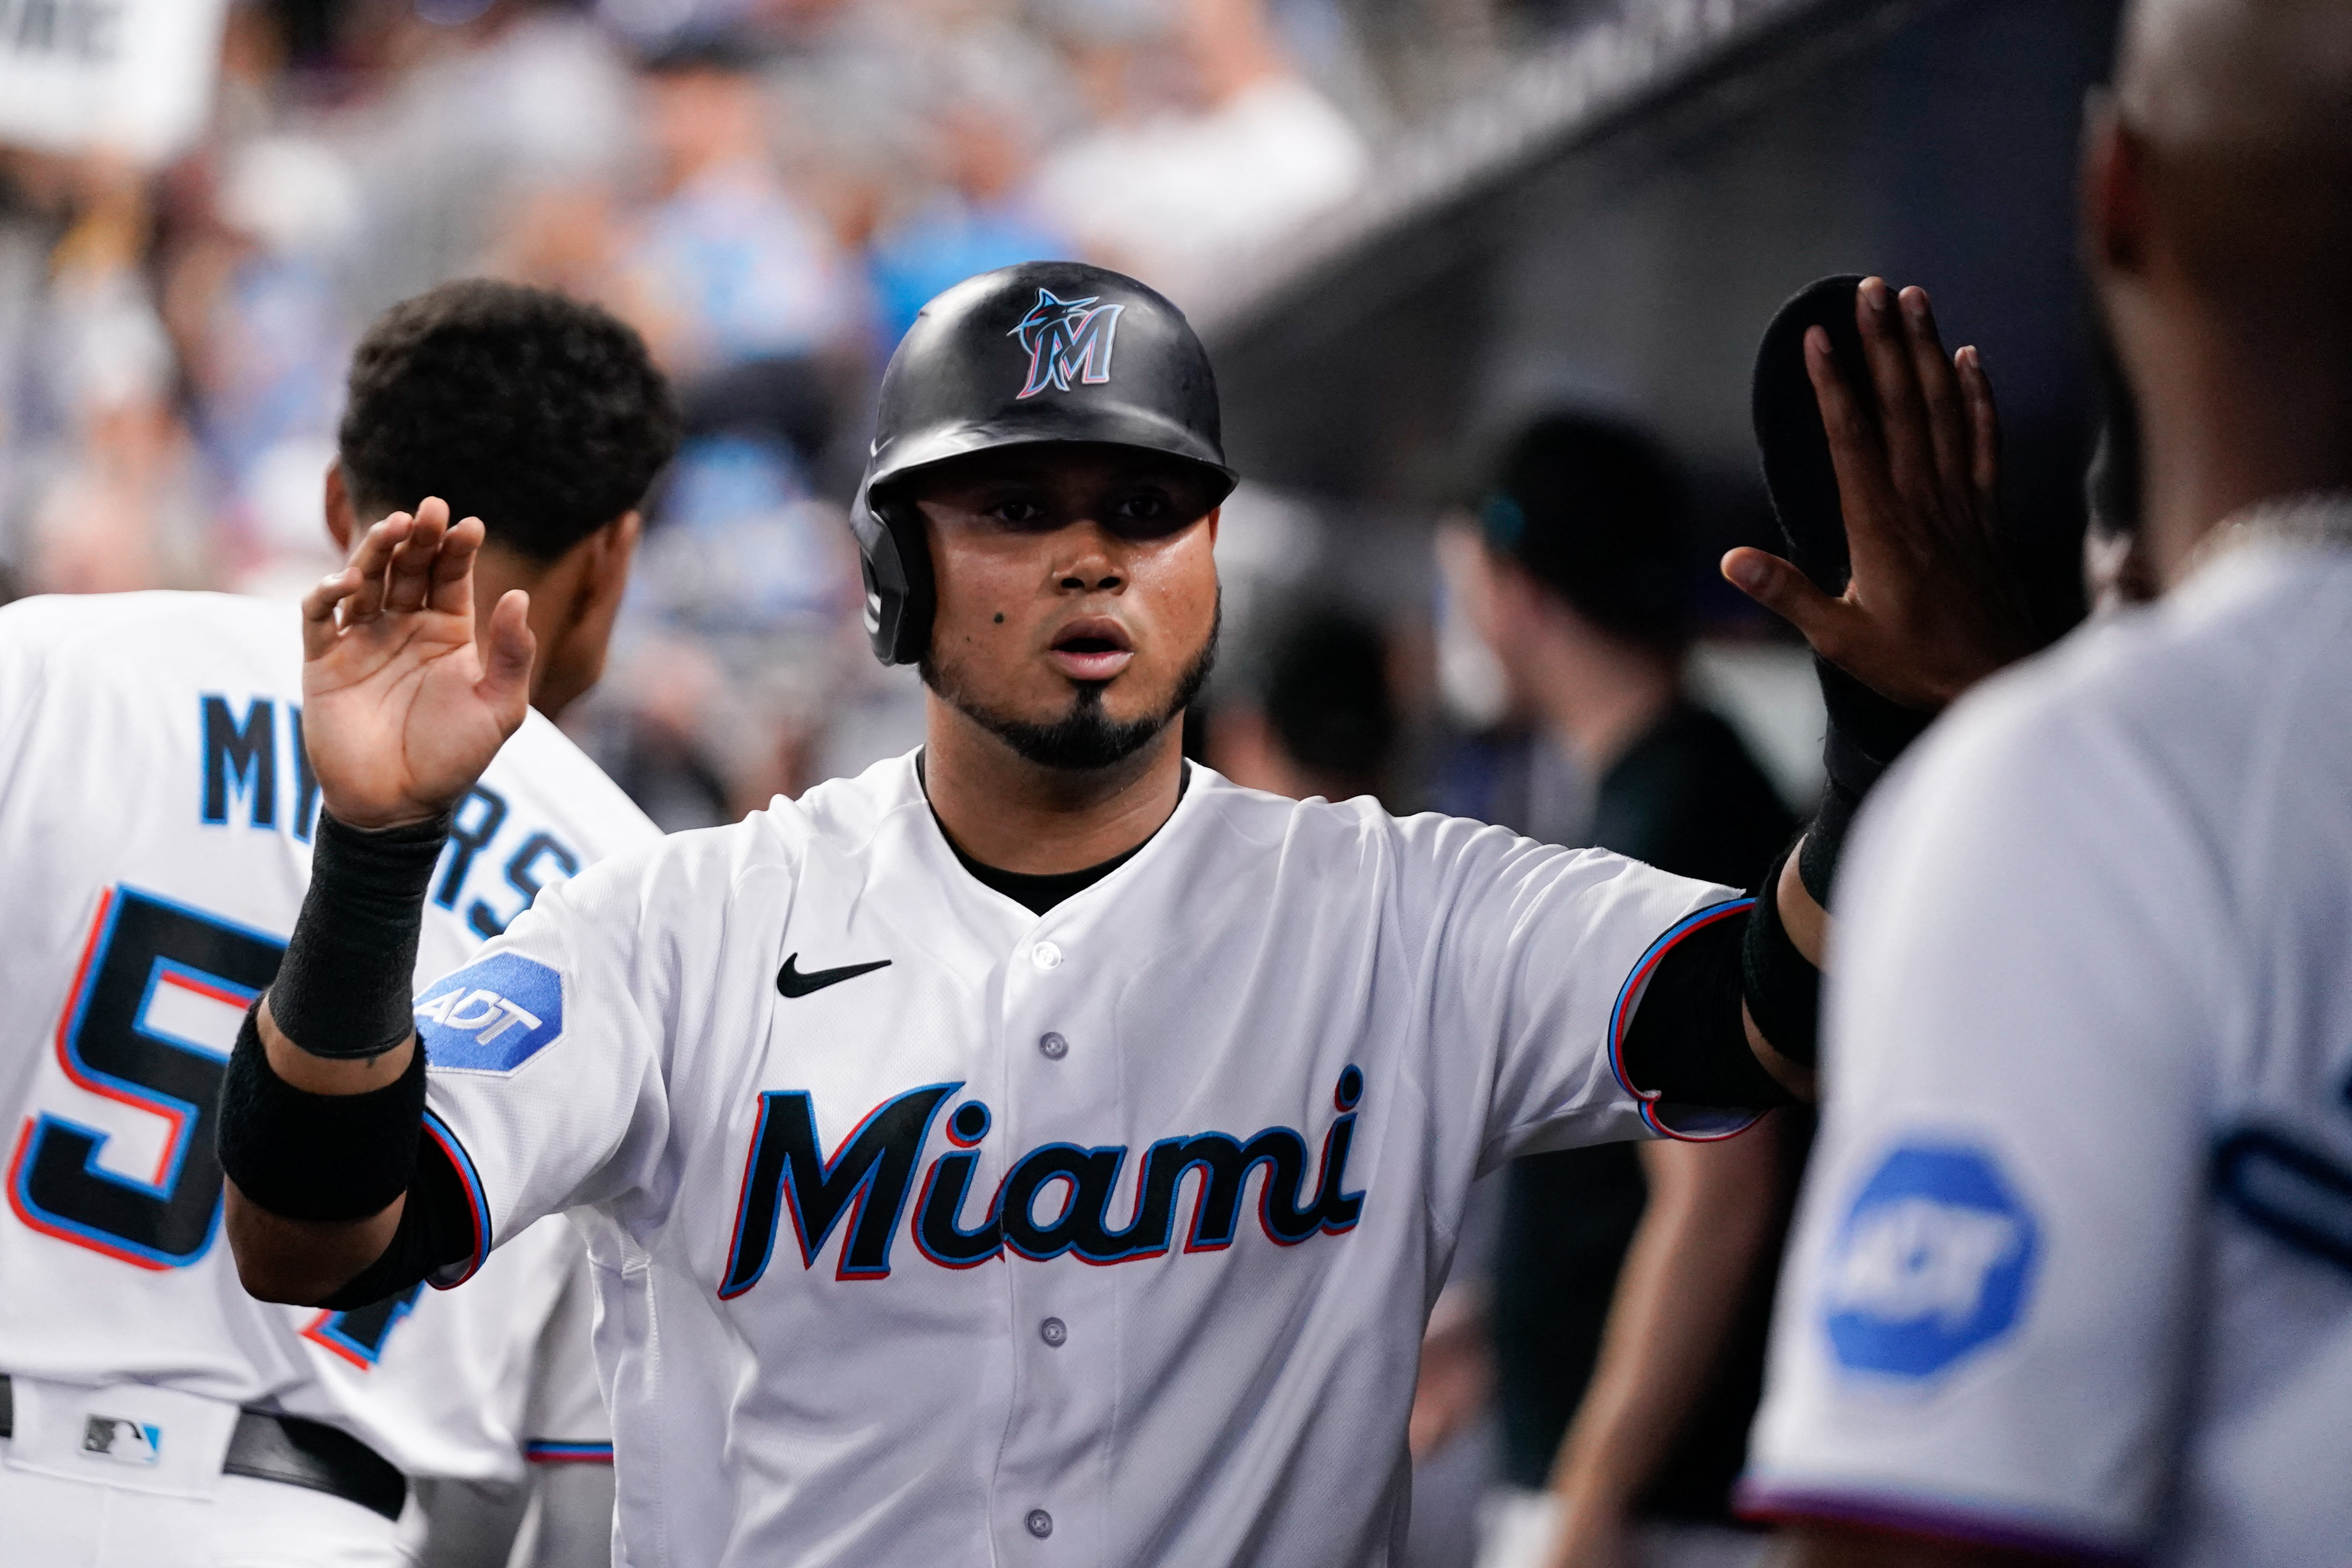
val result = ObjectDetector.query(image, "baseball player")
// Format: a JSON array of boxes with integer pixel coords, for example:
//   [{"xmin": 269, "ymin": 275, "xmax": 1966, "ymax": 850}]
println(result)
[
  {"xmin": 1740, "ymin": 2, "xmax": 2352, "ymax": 1565},
  {"xmin": 0, "ymin": 279, "xmax": 674, "ymax": 1564},
  {"xmin": 219, "ymin": 260, "xmax": 2018, "ymax": 1567}
]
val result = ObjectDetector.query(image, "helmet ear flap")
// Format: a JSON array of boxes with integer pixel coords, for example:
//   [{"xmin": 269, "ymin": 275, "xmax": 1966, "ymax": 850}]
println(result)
[{"xmin": 851, "ymin": 483, "xmax": 935, "ymax": 666}]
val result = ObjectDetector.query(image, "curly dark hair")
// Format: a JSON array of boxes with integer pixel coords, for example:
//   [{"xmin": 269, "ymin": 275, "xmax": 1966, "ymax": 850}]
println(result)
[{"xmin": 338, "ymin": 280, "xmax": 679, "ymax": 562}]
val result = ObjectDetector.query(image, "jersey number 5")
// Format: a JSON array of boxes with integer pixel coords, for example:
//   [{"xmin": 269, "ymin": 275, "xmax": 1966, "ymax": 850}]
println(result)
[{"xmin": 7, "ymin": 888, "xmax": 283, "ymax": 1268}]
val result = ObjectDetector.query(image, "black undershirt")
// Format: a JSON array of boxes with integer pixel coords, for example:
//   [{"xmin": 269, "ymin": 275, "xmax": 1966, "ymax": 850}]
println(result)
[{"xmin": 919, "ymin": 753, "xmax": 1191, "ymax": 916}]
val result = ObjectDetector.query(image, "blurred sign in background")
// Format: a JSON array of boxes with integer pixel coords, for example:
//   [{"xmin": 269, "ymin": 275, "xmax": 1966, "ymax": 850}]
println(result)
[
  {"xmin": 0, "ymin": 0, "xmax": 2124, "ymax": 840},
  {"xmin": 0, "ymin": 0, "xmax": 233, "ymax": 163}
]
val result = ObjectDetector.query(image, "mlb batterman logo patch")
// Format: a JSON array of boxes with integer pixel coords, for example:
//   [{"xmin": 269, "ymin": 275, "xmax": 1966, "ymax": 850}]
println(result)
[
  {"xmin": 413, "ymin": 953, "xmax": 564, "ymax": 1073},
  {"xmin": 1820, "ymin": 1141, "xmax": 2039, "ymax": 1380}
]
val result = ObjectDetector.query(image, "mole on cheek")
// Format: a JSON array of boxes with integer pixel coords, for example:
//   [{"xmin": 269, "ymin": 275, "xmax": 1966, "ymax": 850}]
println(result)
[{"xmin": 994, "ymin": 612, "xmax": 1005, "ymax": 624}]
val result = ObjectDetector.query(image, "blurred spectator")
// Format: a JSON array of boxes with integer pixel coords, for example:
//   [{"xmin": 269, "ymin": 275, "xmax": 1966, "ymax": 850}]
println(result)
[
  {"xmin": 624, "ymin": 33, "xmax": 856, "ymax": 377},
  {"xmin": 1031, "ymin": 0, "xmax": 1368, "ymax": 305},
  {"xmin": 1429, "ymin": 413, "xmax": 1800, "ymax": 1568},
  {"xmin": 866, "ymin": 85, "xmax": 1071, "ymax": 347},
  {"xmin": 339, "ymin": 0, "xmax": 638, "ymax": 317},
  {"xmin": 0, "ymin": 0, "xmax": 1411, "ymax": 829},
  {"xmin": 164, "ymin": 134, "xmax": 361, "ymax": 593},
  {"xmin": 1210, "ymin": 607, "xmax": 1395, "ymax": 802},
  {"xmin": 16, "ymin": 160, "xmax": 210, "ymax": 596}
]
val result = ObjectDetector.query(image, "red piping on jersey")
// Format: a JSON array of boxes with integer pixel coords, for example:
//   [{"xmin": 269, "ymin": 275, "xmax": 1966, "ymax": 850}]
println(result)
[
  {"xmin": 49, "ymin": 890, "xmax": 193, "ymax": 1191},
  {"xmin": 301, "ymin": 1310, "xmax": 380, "ymax": 1371},
  {"xmin": 422, "ymin": 1111, "xmax": 491, "ymax": 1289},
  {"xmin": 1736, "ymin": 1482, "xmax": 2144, "ymax": 1564},
  {"xmin": 7, "ymin": 890, "xmax": 183, "ymax": 1269},
  {"xmin": 1606, "ymin": 897, "xmax": 1757, "ymax": 1143},
  {"xmin": 525, "ymin": 1440, "xmax": 615, "ymax": 1464}
]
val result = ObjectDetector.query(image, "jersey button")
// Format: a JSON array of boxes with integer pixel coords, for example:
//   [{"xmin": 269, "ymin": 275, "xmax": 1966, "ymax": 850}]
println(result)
[
  {"xmin": 1038, "ymin": 1031, "xmax": 1069, "ymax": 1060},
  {"xmin": 1031, "ymin": 941, "xmax": 1063, "ymax": 971},
  {"xmin": 1039, "ymin": 1317, "xmax": 1068, "ymax": 1347},
  {"xmin": 1025, "ymin": 1509, "xmax": 1054, "ymax": 1539}
]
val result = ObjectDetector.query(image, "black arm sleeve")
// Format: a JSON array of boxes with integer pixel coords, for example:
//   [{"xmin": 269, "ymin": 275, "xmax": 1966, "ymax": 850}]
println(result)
[
  {"xmin": 1620, "ymin": 910, "xmax": 1798, "ymax": 1111},
  {"xmin": 272, "ymin": 812, "xmax": 450, "ymax": 1059}
]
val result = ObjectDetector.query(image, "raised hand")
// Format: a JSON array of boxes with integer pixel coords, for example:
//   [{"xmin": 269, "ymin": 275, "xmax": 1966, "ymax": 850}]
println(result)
[
  {"xmin": 300, "ymin": 498, "xmax": 535, "ymax": 829},
  {"xmin": 1725, "ymin": 278, "xmax": 2036, "ymax": 709}
]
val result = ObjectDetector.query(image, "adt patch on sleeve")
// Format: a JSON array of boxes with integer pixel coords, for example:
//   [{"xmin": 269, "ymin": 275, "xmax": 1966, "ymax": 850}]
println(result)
[
  {"xmin": 415, "ymin": 953, "xmax": 565, "ymax": 1073},
  {"xmin": 1819, "ymin": 1141, "xmax": 2039, "ymax": 1380}
]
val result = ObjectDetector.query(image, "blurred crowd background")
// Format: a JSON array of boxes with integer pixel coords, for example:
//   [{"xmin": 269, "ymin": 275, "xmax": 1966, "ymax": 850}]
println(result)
[
  {"xmin": 0, "ymin": 0, "xmax": 1693, "ymax": 833},
  {"xmin": 0, "ymin": 0, "xmax": 2126, "ymax": 834},
  {"xmin": 0, "ymin": 2, "xmax": 2136, "ymax": 1563}
]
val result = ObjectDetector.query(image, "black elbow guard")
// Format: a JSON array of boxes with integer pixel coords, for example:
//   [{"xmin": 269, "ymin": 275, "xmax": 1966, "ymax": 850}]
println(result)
[
  {"xmin": 1740, "ymin": 838, "xmax": 1820, "ymax": 1070},
  {"xmin": 218, "ymin": 1006, "xmax": 425, "ymax": 1222},
  {"xmin": 1622, "ymin": 908, "xmax": 1798, "ymax": 1113}
]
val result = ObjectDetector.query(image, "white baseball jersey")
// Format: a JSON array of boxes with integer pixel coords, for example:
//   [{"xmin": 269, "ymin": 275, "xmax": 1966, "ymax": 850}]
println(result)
[
  {"xmin": 0, "ymin": 591, "xmax": 655, "ymax": 1496},
  {"xmin": 413, "ymin": 751, "xmax": 1752, "ymax": 1568},
  {"xmin": 1742, "ymin": 505, "xmax": 2352, "ymax": 1565}
]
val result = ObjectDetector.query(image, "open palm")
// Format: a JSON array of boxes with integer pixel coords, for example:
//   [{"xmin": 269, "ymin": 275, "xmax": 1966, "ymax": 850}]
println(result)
[
  {"xmin": 1725, "ymin": 280, "xmax": 2037, "ymax": 709},
  {"xmin": 300, "ymin": 498, "xmax": 535, "ymax": 830}
]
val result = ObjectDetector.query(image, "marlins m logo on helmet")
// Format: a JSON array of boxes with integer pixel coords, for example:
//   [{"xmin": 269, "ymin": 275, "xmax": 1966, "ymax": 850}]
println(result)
[{"xmin": 1010, "ymin": 288, "xmax": 1123, "ymax": 399}]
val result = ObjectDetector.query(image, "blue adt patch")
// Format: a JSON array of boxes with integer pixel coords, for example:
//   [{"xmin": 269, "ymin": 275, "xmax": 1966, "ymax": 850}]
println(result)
[
  {"xmin": 414, "ymin": 954, "xmax": 564, "ymax": 1073},
  {"xmin": 1822, "ymin": 1142, "xmax": 2038, "ymax": 1379}
]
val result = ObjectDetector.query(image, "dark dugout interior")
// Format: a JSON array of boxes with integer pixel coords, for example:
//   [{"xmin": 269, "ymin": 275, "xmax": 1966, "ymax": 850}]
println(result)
[{"xmin": 1201, "ymin": 0, "xmax": 2129, "ymax": 642}]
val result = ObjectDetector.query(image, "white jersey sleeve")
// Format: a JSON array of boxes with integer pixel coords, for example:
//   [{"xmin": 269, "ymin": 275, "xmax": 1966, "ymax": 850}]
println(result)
[
  {"xmin": 283, "ymin": 708, "xmax": 660, "ymax": 1474},
  {"xmin": 412, "ymin": 842, "xmax": 682, "ymax": 1278},
  {"xmin": 1382, "ymin": 809, "xmax": 1754, "ymax": 1165},
  {"xmin": 1743, "ymin": 618, "xmax": 2231, "ymax": 1555}
]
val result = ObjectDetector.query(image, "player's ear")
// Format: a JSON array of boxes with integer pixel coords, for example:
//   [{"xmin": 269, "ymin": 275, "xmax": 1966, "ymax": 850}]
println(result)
[
  {"xmin": 323, "ymin": 462, "xmax": 357, "ymax": 556},
  {"xmin": 2081, "ymin": 89, "xmax": 2151, "ymax": 281},
  {"xmin": 592, "ymin": 511, "xmax": 642, "ymax": 600}
]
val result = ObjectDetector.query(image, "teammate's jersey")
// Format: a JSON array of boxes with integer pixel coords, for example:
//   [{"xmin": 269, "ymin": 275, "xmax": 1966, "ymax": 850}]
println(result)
[
  {"xmin": 0, "ymin": 590, "xmax": 658, "ymax": 1483},
  {"xmin": 413, "ymin": 752, "xmax": 1746, "ymax": 1568},
  {"xmin": 1742, "ymin": 511, "xmax": 2352, "ymax": 1565}
]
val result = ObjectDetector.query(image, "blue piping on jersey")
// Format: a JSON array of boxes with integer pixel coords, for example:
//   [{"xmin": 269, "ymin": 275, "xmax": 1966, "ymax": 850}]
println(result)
[{"xmin": 1606, "ymin": 897, "xmax": 1760, "ymax": 1143}]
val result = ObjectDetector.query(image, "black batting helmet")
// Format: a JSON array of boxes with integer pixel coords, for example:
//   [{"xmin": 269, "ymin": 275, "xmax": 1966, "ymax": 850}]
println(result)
[{"xmin": 851, "ymin": 261, "xmax": 1238, "ymax": 665}]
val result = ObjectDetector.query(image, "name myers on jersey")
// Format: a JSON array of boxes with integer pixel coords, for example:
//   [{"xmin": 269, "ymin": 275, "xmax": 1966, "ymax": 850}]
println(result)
[
  {"xmin": 720, "ymin": 1066, "xmax": 1370, "ymax": 1296},
  {"xmin": 198, "ymin": 693, "xmax": 580, "ymax": 937}
]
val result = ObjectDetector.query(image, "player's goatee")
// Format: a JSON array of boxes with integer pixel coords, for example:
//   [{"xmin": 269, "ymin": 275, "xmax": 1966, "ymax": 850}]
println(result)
[{"xmin": 923, "ymin": 597, "xmax": 1220, "ymax": 771}]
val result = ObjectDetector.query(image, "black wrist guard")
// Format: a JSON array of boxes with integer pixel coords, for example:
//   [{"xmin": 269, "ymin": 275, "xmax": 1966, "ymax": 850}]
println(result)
[
  {"xmin": 218, "ymin": 1006, "xmax": 425, "ymax": 1221},
  {"xmin": 271, "ymin": 812, "xmax": 449, "ymax": 1059},
  {"xmin": 1798, "ymin": 660, "xmax": 1929, "ymax": 906},
  {"xmin": 1741, "ymin": 837, "xmax": 1819, "ymax": 1070},
  {"xmin": 1816, "ymin": 655, "xmax": 1932, "ymax": 801}
]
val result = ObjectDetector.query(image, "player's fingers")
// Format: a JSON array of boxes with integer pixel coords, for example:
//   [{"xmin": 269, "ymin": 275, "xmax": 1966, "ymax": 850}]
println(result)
[
  {"xmin": 301, "ymin": 568, "xmax": 360, "ymax": 657},
  {"xmin": 1855, "ymin": 278, "xmax": 1936, "ymax": 515},
  {"xmin": 1804, "ymin": 327, "xmax": 1900, "ymax": 572},
  {"xmin": 476, "ymin": 588, "xmax": 537, "ymax": 729},
  {"xmin": 428, "ymin": 514, "xmax": 486, "ymax": 618},
  {"xmin": 1899, "ymin": 287, "xmax": 1973, "ymax": 513},
  {"xmin": 384, "ymin": 498, "xmax": 448, "ymax": 613},
  {"xmin": 1958, "ymin": 345, "xmax": 2003, "ymax": 522},
  {"xmin": 1722, "ymin": 547, "xmax": 1846, "ymax": 647},
  {"xmin": 344, "ymin": 513, "xmax": 412, "ymax": 622}
]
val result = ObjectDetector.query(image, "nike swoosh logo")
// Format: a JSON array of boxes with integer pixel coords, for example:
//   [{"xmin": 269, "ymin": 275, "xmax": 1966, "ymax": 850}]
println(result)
[{"xmin": 776, "ymin": 953, "xmax": 892, "ymax": 999}]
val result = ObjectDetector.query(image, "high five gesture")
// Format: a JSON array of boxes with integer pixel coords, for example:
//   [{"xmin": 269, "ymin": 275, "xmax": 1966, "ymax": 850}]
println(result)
[
  {"xmin": 1725, "ymin": 277, "xmax": 2036, "ymax": 709},
  {"xmin": 300, "ymin": 497, "xmax": 536, "ymax": 830}
]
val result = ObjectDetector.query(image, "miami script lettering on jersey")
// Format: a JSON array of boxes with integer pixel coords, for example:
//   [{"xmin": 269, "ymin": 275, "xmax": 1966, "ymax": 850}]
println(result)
[{"xmin": 720, "ymin": 1066, "xmax": 1369, "ymax": 1297}]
